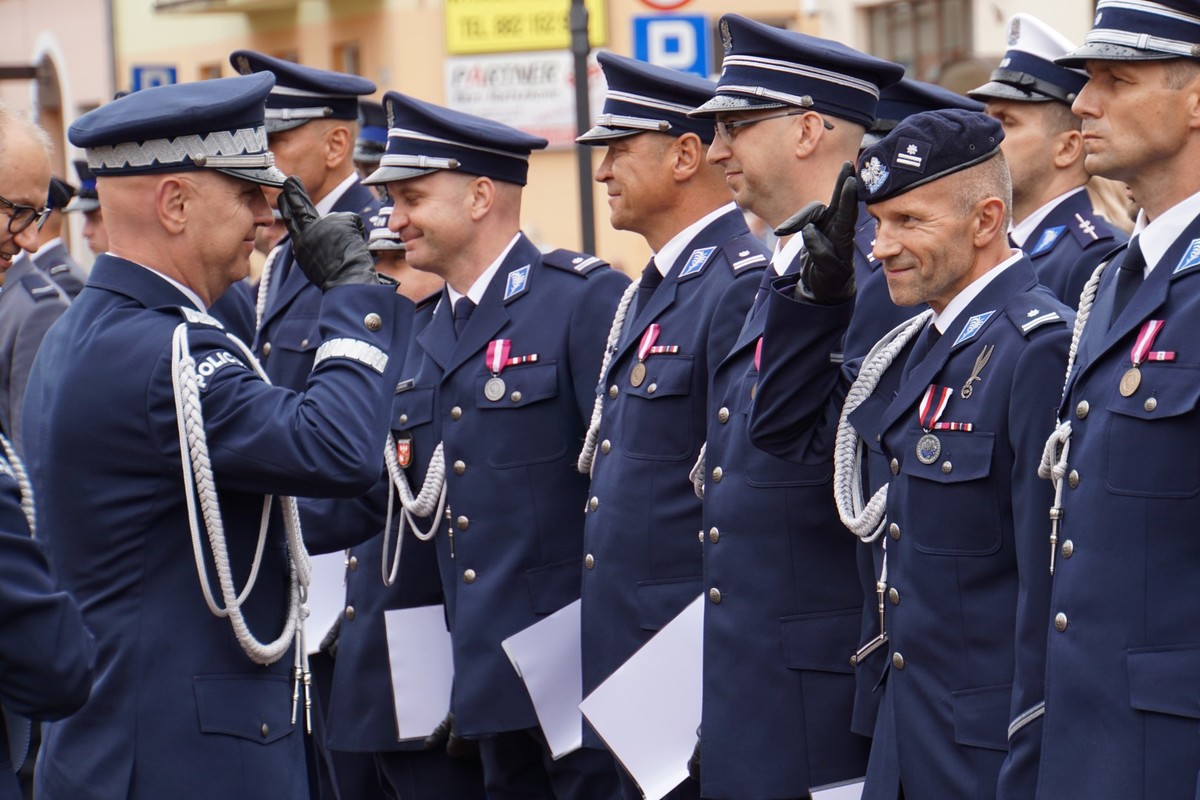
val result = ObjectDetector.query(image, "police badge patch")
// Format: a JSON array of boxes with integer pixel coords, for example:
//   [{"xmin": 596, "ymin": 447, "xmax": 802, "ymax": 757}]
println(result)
[
  {"xmin": 504, "ymin": 265, "xmax": 531, "ymax": 300},
  {"xmin": 395, "ymin": 432, "xmax": 413, "ymax": 469},
  {"xmin": 1173, "ymin": 238, "xmax": 1200, "ymax": 274},
  {"xmin": 861, "ymin": 156, "xmax": 889, "ymax": 195}
]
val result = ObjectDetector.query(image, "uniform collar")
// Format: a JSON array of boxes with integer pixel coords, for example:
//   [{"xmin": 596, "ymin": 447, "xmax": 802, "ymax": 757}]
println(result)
[
  {"xmin": 1010, "ymin": 186, "xmax": 1086, "ymax": 248},
  {"xmin": 446, "ymin": 232, "xmax": 521, "ymax": 307},
  {"xmin": 1131, "ymin": 185, "xmax": 1200, "ymax": 278},
  {"xmin": 932, "ymin": 248, "xmax": 1022, "ymax": 334},
  {"xmin": 314, "ymin": 172, "xmax": 361, "ymax": 217},
  {"xmin": 771, "ymin": 231, "xmax": 806, "ymax": 276},
  {"xmin": 653, "ymin": 202, "xmax": 738, "ymax": 277},
  {"xmin": 129, "ymin": 260, "xmax": 207, "ymax": 310}
]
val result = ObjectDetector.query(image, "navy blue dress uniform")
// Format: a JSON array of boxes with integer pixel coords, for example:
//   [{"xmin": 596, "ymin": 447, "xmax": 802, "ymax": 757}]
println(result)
[
  {"xmin": 684, "ymin": 21, "xmax": 905, "ymax": 798},
  {"xmin": 229, "ymin": 50, "xmax": 382, "ymax": 391},
  {"xmin": 967, "ymin": 13, "xmax": 1126, "ymax": 307},
  {"xmin": 1036, "ymin": 6, "xmax": 1200, "ymax": 798},
  {"xmin": 751, "ymin": 112, "xmax": 1072, "ymax": 800},
  {"xmin": 573, "ymin": 51, "xmax": 766, "ymax": 776},
  {"xmin": 0, "ymin": 447, "xmax": 94, "ymax": 800},
  {"xmin": 21, "ymin": 74, "xmax": 413, "ymax": 800},
  {"xmin": 28, "ymin": 177, "xmax": 87, "ymax": 299},
  {"xmin": 363, "ymin": 92, "xmax": 628, "ymax": 799},
  {"xmin": 0, "ymin": 255, "xmax": 68, "ymax": 456}
]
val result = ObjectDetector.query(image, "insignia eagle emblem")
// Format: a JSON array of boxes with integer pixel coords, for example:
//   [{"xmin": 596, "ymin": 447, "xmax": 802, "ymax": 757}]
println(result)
[
  {"xmin": 860, "ymin": 157, "xmax": 889, "ymax": 195},
  {"xmin": 720, "ymin": 19, "xmax": 733, "ymax": 55}
]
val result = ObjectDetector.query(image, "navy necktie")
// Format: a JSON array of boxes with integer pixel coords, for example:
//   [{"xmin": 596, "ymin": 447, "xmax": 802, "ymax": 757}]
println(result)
[
  {"xmin": 634, "ymin": 259, "xmax": 662, "ymax": 317},
  {"xmin": 903, "ymin": 322, "xmax": 941, "ymax": 381},
  {"xmin": 1110, "ymin": 236, "xmax": 1144, "ymax": 329},
  {"xmin": 453, "ymin": 297, "xmax": 475, "ymax": 338}
]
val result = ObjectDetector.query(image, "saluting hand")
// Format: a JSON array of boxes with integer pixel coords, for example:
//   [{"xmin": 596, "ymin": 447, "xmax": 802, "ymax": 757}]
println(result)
[
  {"xmin": 276, "ymin": 176, "xmax": 380, "ymax": 291},
  {"xmin": 775, "ymin": 161, "xmax": 858, "ymax": 304}
]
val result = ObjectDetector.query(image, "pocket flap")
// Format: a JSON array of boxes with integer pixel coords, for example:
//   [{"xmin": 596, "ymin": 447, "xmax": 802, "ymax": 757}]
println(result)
[
  {"xmin": 1127, "ymin": 644, "xmax": 1200, "ymax": 719},
  {"xmin": 623, "ymin": 355, "xmax": 693, "ymax": 400},
  {"xmin": 951, "ymin": 684, "xmax": 1011, "ymax": 751},
  {"xmin": 525, "ymin": 557, "xmax": 582, "ymax": 616},
  {"xmin": 475, "ymin": 362, "xmax": 559, "ymax": 409},
  {"xmin": 393, "ymin": 386, "xmax": 434, "ymax": 430},
  {"xmin": 779, "ymin": 608, "xmax": 859, "ymax": 674},
  {"xmin": 271, "ymin": 316, "xmax": 319, "ymax": 353},
  {"xmin": 900, "ymin": 431, "xmax": 994, "ymax": 484},
  {"xmin": 194, "ymin": 674, "xmax": 295, "ymax": 744},
  {"xmin": 635, "ymin": 577, "xmax": 701, "ymax": 632},
  {"xmin": 1108, "ymin": 365, "xmax": 1200, "ymax": 421}
]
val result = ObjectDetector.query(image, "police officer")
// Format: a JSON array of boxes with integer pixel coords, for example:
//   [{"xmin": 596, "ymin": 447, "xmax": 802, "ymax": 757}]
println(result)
[
  {"xmin": 20, "ymin": 176, "xmax": 87, "ymax": 298},
  {"xmin": 969, "ymin": 13, "xmax": 1126, "ymax": 306},
  {"xmin": 297, "ymin": 209, "xmax": 485, "ymax": 800},
  {"xmin": 1036, "ymin": 4, "xmax": 1200, "ymax": 797},
  {"xmin": 0, "ymin": 107, "xmax": 68, "ymax": 457},
  {"xmin": 753, "ymin": 110, "xmax": 1072, "ymax": 799},
  {"xmin": 683, "ymin": 18, "xmax": 902, "ymax": 799},
  {"xmin": 65, "ymin": 159, "xmax": 107, "ymax": 256},
  {"xmin": 22, "ymin": 73, "xmax": 412, "ymax": 800},
  {"xmin": 355, "ymin": 100, "xmax": 389, "ymax": 193},
  {"xmin": 363, "ymin": 91, "xmax": 626, "ymax": 800},
  {"xmin": 571, "ymin": 50, "xmax": 766, "ymax": 799}
]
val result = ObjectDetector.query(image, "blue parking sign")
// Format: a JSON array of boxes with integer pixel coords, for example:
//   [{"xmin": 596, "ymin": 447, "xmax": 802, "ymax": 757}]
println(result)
[
  {"xmin": 132, "ymin": 65, "xmax": 177, "ymax": 92},
  {"xmin": 633, "ymin": 15, "xmax": 710, "ymax": 78}
]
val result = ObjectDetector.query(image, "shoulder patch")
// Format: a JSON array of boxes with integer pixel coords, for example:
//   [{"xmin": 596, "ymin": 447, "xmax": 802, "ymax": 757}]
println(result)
[
  {"xmin": 721, "ymin": 236, "xmax": 770, "ymax": 274},
  {"xmin": 176, "ymin": 306, "xmax": 225, "ymax": 329},
  {"xmin": 17, "ymin": 273, "xmax": 63, "ymax": 303},
  {"xmin": 1068, "ymin": 211, "xmax": 1117, "ymax": 247},
  {"xmin": 542, "ymin": 248, "xmax": 609, "ymax": 276},
  {"xmin": 1005, "ymin": 296, "xmax": 1068, "ymax": 337},
  {"xmin": 1030, "ymin": 225, "xmax": 1067, "ymax": 257},
  {"xmin": 193, "ymin": 349, "xmax": 249, "ymax": 392},
  {"xmin": 678, "ymin": 246, "xmax": 717, "ymax": 279}
]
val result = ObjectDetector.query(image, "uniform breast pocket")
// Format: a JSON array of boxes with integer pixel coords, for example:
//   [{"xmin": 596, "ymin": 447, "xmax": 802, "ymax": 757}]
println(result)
[
  {"xmin": 621, "ymin": 355, "xmax": 694, "ymax": 461},
  {"xmin": 271, "ymin": 316, "xmax": 318, "ymax": 359},
  {"xmin": 392, "ymin": 386, "xmax": 434, "ymax": 433},
  {"xmin": 900, "ymin": 430, "xmax": 1001, "ymax": 555},
  {"xmin": 475, "ymin": 362, "xmax": 566, "ymax": 468},
  {"xmin": 1106, "ymin": 366, "xmax": 1200, "ymax": 497}
]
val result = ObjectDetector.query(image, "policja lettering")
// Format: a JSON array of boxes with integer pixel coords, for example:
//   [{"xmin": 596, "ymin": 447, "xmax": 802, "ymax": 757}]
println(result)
[{"xmin": 193, "ymin": 350, "xmax": 244, "ymax": 391}]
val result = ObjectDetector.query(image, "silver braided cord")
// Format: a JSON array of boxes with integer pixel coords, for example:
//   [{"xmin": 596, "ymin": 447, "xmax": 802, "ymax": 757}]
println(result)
[
  {"xmin": 577, "ymin": 278, "xmax": 641, "ymax": 475},
  {"xmin": 0, "ymin": 434, "xmax": 35, "ymax": 538},
  {"xmin": 254, "ymin": 243, "xmax": 284, "ymax": 331},
  {"xmin": 169, "ymin": 321, "xmax": 311, "ymax": 674},
  {"xmin": 380, "ymin": 436, "xmax": 448, "ymax": 586},
  {"xmin": 689, "ymin": 442, "xmax": 706, "ymax": 499},
  {"xmin": 833, "ymin": 309, "xmax": 933, "ymax": 541}
]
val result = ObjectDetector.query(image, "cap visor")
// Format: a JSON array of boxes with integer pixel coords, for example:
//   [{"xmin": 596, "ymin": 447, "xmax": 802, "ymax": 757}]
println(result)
[
  {"xmin": 967, "ymin": 81, "xmax": 1053, "ymax": 103},
  {"xmin": 1055, "ymin": 42, "xmax": 1180, "ymax": 68},
  {"xmin": 575, "ymin": 125, "xmax": 643, "ymax": 145},
  {"xmin": 65, "ymin": 197, "xmax": 101, "ymax": 213},
  {"xmin": 265, "ymin": 117, "xmax": 312, "ymax": 134},
  {"xmin": 362, "ymin": 164, "xmax": 438, "ymax": 186},
  {"xmin": 368, "ymin": 240, "xmax": 406, "ymax": 252},
  {"xmin": 688, "ymin": 94, "xmax": 787, "ymax": 118},
  {"xmin": 215, "ymin": 165, "xmax": 288, "ymax": 189}
]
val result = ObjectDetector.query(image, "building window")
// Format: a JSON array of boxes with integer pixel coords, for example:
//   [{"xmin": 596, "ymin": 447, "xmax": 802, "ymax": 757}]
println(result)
[
  {"xmin": 866, "ymin": 0, "xmax": 971, "ymax": 81},
  {"xmin": 334, "ymin": 41, "xmax": 362, "ymax": 76}
]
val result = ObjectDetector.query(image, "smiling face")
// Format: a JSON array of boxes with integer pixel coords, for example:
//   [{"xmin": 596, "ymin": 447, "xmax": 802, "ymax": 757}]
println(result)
[
  {"xmin": 705, "ymin": 108, "xmax": 807, "ymax": 227},
  {"xmin": 185, "ymin": 171, "xmax": 273, "ymax": 299},
  {"xmin": 593, "ymin": 132, "xmax": 676, "ymax": 238},
  {"xmin": 384, "ymin": 171, "xmax": 476, "ymax": 277},
  {"xmin": 0, "ymin": 124, "xmax": 51, "ymax": 280}
]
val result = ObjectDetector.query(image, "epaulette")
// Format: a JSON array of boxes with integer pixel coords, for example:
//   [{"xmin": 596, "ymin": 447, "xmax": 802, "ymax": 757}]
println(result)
[
  {"xmin": 542, "ymin": 249, "xmax": 608, "ymax": 276},
  {"xmin": 1005, "ymin": 294, "xmax": 1067, "ymax": 338},
  {"xmin": 721, "ymin": 235, "xmax": 770, "ymax": 274},
  {"xmin": 175, "ymin": 306, "xmax": 226, "ymax": 329},
  {"xmin": 17, "ymin": 272, "xmax": 64, "ymax": 303},
  {"xmin": 1068, "ymin": 209, "xmax": 1119, "ymax": 247},
  {"xmin": 47, "ymin": 264, "xmax": 72, "ymax": 277}
]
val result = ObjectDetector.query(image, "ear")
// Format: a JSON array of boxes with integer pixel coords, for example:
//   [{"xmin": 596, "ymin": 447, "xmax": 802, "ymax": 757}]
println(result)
[
  {"xmin": 793, "ymin": 112, "xmax": 828, "ymax": 160},
  {"xmin": 156, "ymin": 176, "xmax": 189, "ymax": 235},
  {"xmin": 1053, "ymin": 128, "xmax": 1085, "ymax": 169},
  {"xmin": 324, "ymin": 124, "xmax": 353, "ymax": 169},
  {"xmin": 972, "ymin": 196, "xmax": 1008, "ymax": 247},
  {"xmin": 1186, "ymin": 77, "xmax": 1200, "ymax": 132},
  {"xmin": 670, "ymin": 133, "xmax": 704, "ymax": 181},
  {"xmin": 467, "ymin": 176, "xmax": 496, "ymax": 221}
]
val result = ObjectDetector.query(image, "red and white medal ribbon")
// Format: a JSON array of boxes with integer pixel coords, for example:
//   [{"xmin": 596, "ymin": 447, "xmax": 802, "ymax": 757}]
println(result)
[
  {"xmin": 486, "ymin": 338, "xmax": 512, "ymax": 375},
  {"xmin": 1131, "ymin": 319, "xmax": 1173, "ymax": 365},
  {"xmin": 918, "ymin": 385, "xmax": 953, "ymax": 431},
  {"xmin": 754, "ymin": 337, "xmax": 763, "ymax": 372},
  {"xmin": 638, "ymin": 324, "xmax": 661, "ymax": 363}
]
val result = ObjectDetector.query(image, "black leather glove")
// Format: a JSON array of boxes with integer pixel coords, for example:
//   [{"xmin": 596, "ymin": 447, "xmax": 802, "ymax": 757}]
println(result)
[
  {"xmin": 276, "ymin": 176, "xmax": 379, "ymax": 291},
  {"xmin": 423, "ymin": 712, "xmax": 480, "ymax": 760},
  {"xmin": 687, "ymin": 735, "xmax": 701, "ymax": 783},
  {"xmin": 775, "ymin": 161, "xmax": 858, "ymax": 304}
]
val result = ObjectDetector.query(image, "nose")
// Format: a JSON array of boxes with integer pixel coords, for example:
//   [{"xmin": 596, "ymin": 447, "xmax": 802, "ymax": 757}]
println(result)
[
  {"xmin": 871, "ymin": 221, "xmax": 902, "ymax": 260},
  {"xmin": 387, "ymin": 207, "xmax": 407, "ymax": 233},
  {"xmin": 1072, "ymin": 78, "xmax": 1099, "ymax": 119},
  {"xmin": 249, "ymin": 188, "xmax": 273, "ymax": 227},
  {"xmin": 594, "ymin": 148, "xmax": 615, "ymax": 184},
  {"xmin": 12, "ymin": 221, "xmax": 39, "ymax": 253},
  {"xmin": 706, "ymin": 132, "xmax": 730, "ymax": 165}
]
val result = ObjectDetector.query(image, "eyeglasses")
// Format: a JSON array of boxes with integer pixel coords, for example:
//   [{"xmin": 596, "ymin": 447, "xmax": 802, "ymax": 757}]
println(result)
[
  {"xmin": 713, "ymin": 110, "xmax": 835, "ymax": 143},
  {"xmin": 0, "ymin": 193, "xmax": 51, "ymax": 235}
]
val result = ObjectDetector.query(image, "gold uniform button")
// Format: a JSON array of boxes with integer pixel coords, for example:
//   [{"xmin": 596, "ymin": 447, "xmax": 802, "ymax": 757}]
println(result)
[
  {"xmin": 888, "ymin": 588, "xmax": 900, "ymax": 605},
  {"xmin": 1068, "ymin": 470, "xmax": 1080, "ymax": 489},
  {"xmin": 1061, "ymin": 539, "xmax": 1074, "ymax": 559},
  {"xmin": 717, "ymin": 407, "xmax": 730, "ymax": 424},
  {"xmin": 709, "ymin": 588, "xmax": 722, "ymax": 604},
  {"xmin": 453, "ymin": 460, "xmax": 466, "ymax": 476},
  {"xmin": 647, "ymin": 382, "xmax": 658, "ymax": 394},
  {"xmin": 585, "ymin": 554, "xmax": 595, "ymax": 569},
  {"xmin": 450, "ymin": 406, "xmax": 463, "ymax": 421},
  {"xmin": 464, "ymin": 569, "xmax": 476, "ymax": 584},
  {"xmin": 608, "ymin": 384, "xmax": 619, "ymax": 399},
  {"xmin": 589, "ymin": 496, "xmax": 599, "ymax": 512},
  {"xmin": 1054, "ymin": 612, "xmax": 1068, "ymax": 632},
  {"xmin": 262, "ymin": 341, "xmax": 272, "ymax": 357},
  {"xmin": 1076, "ymin": 400, "xmax": 1090, "ymax": 419},
  {"xmin": 347, "ymin": 556, "xmax": 358, "ymax": 571},
  {"xmin": 345, "ymin": 606, "xmax": 356, "ymax": 621},
  {"xmin": 941, "ymin": 461, "xmax": 952, "ymax": 474},
  {"xmin": 711, "ymin": 467, "xmax": 723, "ymax": 483},
  {"xmin": 398, "ymin": 413, "xmax": 408, "ymax": 425},
  {"xmin": 708, "ymin": 527, "xmax": 720, "ymax": 544},
  {"xmin": 889, "ymin": 523, "xmax": 900, "ymax": 541},
  {"xmin": 261, "ymin": 723, "xmax": 270, "ymax": 737},
  {"xmin": 456, "ymin": 516, "xmax": 469, "ymax": 531},
  {"xmin": 364, "ymin": 312, "xmax": 383, "ymax": 331},
  {"xmin": 600, "ymin": 440, "xmax": 611, "ymax": 454},
  {"xmin": 892, "ymin": 652, "xmax": 905, "ymax": 670},
  {"xmin": 510, "ymin": 391, "xmax": 523, "ymax": 403},
  {"xmin": 890, "ymin": 458, "xmax": 900, "ymax": 475},
  {"xmin": 1144, "ymin": 397, "xmax": 1158, "ymax": 412}
]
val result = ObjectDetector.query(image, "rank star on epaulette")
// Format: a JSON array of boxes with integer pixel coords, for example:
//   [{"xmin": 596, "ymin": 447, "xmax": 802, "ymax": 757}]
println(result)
[
  {"xmin": 1075, "ymin": 213, "xmax": 1098, "ymax": 240},
  {"xmin": 1027, "ymin": 308, "xmax": 1040, "ymax": 318}
]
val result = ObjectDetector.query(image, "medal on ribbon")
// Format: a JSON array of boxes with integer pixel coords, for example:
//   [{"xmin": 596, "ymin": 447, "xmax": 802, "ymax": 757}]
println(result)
[
  {"xmin": 631, "ymin": 324, "xmax": 660, "ymax": 387},
  {"xmin": 751, "ymin": 337, "xmax": 763, "ymax": 399},
  {"xmin": 916, "ymin": 385, "xmax": 953, "ymax": 464},
  {"xmin": 484, "ymin": 339, "xmax": 512, "ymax": 401},
  {"xmin": 1120, "ymin": 320, "xmax": 1172, "ymax": 397}
]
